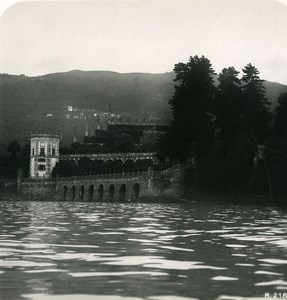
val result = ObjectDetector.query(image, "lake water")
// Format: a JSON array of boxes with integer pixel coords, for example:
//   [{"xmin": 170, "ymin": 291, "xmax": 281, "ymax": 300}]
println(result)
[{"xmin": 0, "ymin": 200, "xmax": 287, "ymax": 300}]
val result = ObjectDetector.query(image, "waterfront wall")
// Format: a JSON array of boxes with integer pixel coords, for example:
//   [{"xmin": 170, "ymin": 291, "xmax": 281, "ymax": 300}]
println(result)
[
  {"xmin": 20, "ymin": 181, "xmax": 57, "ymax": 199},
  {"xmin": 18, "ymin": 165, "xmax": 183, "ymax": 201}
]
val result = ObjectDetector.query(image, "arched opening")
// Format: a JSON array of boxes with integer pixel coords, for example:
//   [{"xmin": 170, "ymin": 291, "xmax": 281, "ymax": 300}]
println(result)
[
  {"xmin": 97, "ymin": 184, "xmax": 104, "ymax": 201},
  {"xmin": 63, "ymin": 185, "xmax": 68, "ymax": 200},
  {"xmin": 108, "ymin": 184, "xmax": 115, "ymax": 201},
  {"xmin": 118, "ymin": 184, "xmax": 126, "ymax": 202},
  {"xmin": 71, "ymin": 185, "xmax": 76, "ymax": 201},
  {"xmin": 88, "ymin": 184, "xmax": 94, "ymax": 201},
  {"xmin": 132, "ymin": 183, "xmax": 140, "ymax": 200},
  {"xmin": 80, "ymin": 185, "xmax": 85, "ymax": 200}
]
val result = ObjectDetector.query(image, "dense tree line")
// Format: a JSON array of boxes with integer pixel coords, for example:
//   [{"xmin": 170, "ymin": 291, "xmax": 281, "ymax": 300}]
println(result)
[
  {"xmin": 159, "ymin": 55, "xmax": 286, "ymax": 197},
  {"xmin": 51, "ymin": 158, "xmax": 173, "ymax": 177},
  {"xmin": 52, "ymin": 158, "xmax": 152, "ymax": 177},
  {"xmin": 60, "ymin": 129, "xmax": 161, "ymax": 154},
  {"xmin": 263, "ymin": 92, "xmax": 287, "ymax": 195},
  {"xmin": 0, "ymin": 143, "xmax": 30, "ymax": 179},
  {"xmin": 53, "ymin": 128, "xmax": 166, "ymax": 176}
]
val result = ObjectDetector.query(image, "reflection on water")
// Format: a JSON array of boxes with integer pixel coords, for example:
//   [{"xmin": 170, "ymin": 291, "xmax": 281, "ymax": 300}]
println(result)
[{"xmin": 0, "ymin": 201, "xmax": 287, "ymax": 300}]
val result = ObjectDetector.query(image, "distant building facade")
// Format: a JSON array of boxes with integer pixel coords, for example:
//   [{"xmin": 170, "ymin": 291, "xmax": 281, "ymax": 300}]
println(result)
[{"xmin": 30, "ymin": 134, "xmax": 60, "ymax": 179}]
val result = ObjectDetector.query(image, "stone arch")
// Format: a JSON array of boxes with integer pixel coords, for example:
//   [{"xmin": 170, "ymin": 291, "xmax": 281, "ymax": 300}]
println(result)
[
  {"xmin": 79, "ymin": 185, "xmax": 85, "ymax": 200},
  {"xmin": 63, "ymin": 185, "xmax": 68, "ymax": 200},
  {"xmin": 88, "ymin": 184, "xmax": 94, "ymax": 201},
  {"xmin": 108, "ymin": 184, "xmax": 115, "ymax": 201},
  {"xmin": 97, "ymin": 184, "xmax": 104, "ymax": 201},
  {"xmin": 132, "ymin": 183, "xmax": 140, "ymax": 200},
  {"xmin": 118, "ymin": 184, "xmax": 126, "ymax": 202},
  {"xmin": 71, "ymin": 185, "xmax": 76, "ymax": 201}
]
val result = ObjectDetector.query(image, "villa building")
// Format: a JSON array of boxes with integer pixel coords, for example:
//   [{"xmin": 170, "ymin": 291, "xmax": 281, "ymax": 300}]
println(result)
[{"xmin": 30, "ymin": 134, "xmax": 60, "ymax": 179}]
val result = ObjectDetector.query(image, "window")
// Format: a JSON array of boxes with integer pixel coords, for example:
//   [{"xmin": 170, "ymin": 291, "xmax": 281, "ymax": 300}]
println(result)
[
  {"xmin": 52, "ymin": 143, "xmax": 56, "ymax": 155},
  {"xmin": 40, "ymin": 143, "xmax": 45, "ymax": 156},
  {"xmin": 38, "ymin": 165, "xmax": 46, "ymax": 171},
  {"xmin": 32, "ymin": 148, "xmax": 35, "ymax": 156},
  {"xmin": 39, "ymin": 143, "xmax": 45, "ymax": 155},
  {"xmin": 38, "ymin": 158, "xmax": 45, "ymax": 162}
]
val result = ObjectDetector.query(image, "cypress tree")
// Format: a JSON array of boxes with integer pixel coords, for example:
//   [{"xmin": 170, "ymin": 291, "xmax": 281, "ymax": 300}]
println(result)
[
  {"xmin": 161, "ymin": 55, "xmax": 216, "ymax": 162},
  {"xmin": 241, "ymin": 63, "xmax": 271, "ymax": 143}
]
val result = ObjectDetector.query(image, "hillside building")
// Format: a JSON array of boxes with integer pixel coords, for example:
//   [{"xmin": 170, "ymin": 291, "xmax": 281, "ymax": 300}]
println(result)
[{"xmin": 30, "ymin": 134, "xmax": 60, "ymax": 179}]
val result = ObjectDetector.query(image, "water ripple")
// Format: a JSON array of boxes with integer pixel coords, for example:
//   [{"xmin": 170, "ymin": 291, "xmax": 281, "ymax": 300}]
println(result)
[{"xmin": 0, "ymin": 201, "xmax": 286, "ymax": 300}]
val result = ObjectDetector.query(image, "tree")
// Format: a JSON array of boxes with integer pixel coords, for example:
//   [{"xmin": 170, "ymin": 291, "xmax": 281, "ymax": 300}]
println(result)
[
  {"xmin": 7, "ymin": 141, "xmax": 21, "ymax": 157},
  {"xmin": 202, "ymin": 67, "xmax": 255, "ymax": 192},
  {"xmin": 241, "ymin": 63, "xmax": 271, "ymax": 143},
  {"xmin": 208, "ymin": 65, "xmax": 272, "ymax": 193},
  {"xmin": 52, "ymin": 160, "xmax": 77, "ymax": 177},
  {"xmin": 262, "ymin": 92, "xmax": 287, "ymax": 196},
  {"xmin": 114, "ymin": 133, "xmax": 135, "ymax": 152},
  {"xmin": 264, "ymin": 137, "xmax": 287, "ymax": 195},
  {"xmin": 161, "ymin": 55, "xmax": 216, "ymax": 162},
  {"xmin": 139, "ymin": 130, "xmax": 161, "ymax": 152},
  {"xmin": 215, "ymin": 67, "xmax": 243, "ymax": 141},
  {"xmin": 273, "ymin": 92, "xmax": 287, "ymax": 139}
]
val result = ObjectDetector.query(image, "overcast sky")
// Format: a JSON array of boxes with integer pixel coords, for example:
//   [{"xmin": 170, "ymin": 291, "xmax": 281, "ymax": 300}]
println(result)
[{"xmin": 0, "ymin": 0, "xmax": 287, "ymax": 84}]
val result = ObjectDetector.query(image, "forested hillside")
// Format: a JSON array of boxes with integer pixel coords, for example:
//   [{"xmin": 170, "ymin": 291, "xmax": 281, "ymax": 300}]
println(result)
[
  {"xmin": 0, "ymin": 71, "xmax": 174, "ymax": 152},
  {"xmin": 0, "ymin": 70, "xmax": 286, "ymax": 153}
]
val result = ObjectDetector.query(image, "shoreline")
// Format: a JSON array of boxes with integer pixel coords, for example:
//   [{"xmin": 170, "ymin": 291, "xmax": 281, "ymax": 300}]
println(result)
[{"xmin": 0, "ymin": 188, "xmax": 286, "ymax": 206}]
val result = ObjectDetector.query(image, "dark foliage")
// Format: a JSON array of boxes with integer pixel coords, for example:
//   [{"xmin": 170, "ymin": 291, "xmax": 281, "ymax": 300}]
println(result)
[
  {"xmin": 0, "ymin": 143, "xmax": 30, "ymax": 179},
  {"xmin": 160, "ymin": 55, "xmax": 216, "ymax": 162},
  {"xmin": 7, "ymin": 141, "xmax": 21, "ymax": 157},
  {"xmin": 159, "ymin": 57, "xmax": 274, "ymax": 195},
  {"xmin": 197, "ymin": 134, "xmax": 255, "ymax": 193},
  {"xmin": 215, "ymin": 67, "xmax": 243, "ymax": 140},
  {"xmin": 52, "ymin": 158, "xmax": 155, "ymax": 177},
  {"xmin": 241, "ymin": 64, "xmax": 272, "ymax": 143},
  {"xmin": 61, "ymin": 126, "xmax": 159, "ymax": 154},
  {"xmin": 273, "ymin": 92, "xmax": 287, "ymax": 138},
  {"xmin": 263, "ymin": 92, "xmax": 287, "ymax": 195},
  {"xmin": 205, "ymin": 65, "xmax": 271, "ymax": 193},
  {"xmin": 264, "ymin": 137, "xmax": 287, "ymax": 195}
]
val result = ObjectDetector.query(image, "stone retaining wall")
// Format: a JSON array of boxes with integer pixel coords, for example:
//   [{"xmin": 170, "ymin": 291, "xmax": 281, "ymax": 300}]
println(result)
[{"xmin": 18, "ymin": 166, "xmax": 183, "ymax": 201}]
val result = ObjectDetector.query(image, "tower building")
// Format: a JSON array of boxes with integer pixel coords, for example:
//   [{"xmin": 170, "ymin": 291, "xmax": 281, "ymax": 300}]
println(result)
[{"xmin": 30, "ymin": 134, "xmax": 60, "ymax": 179}]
